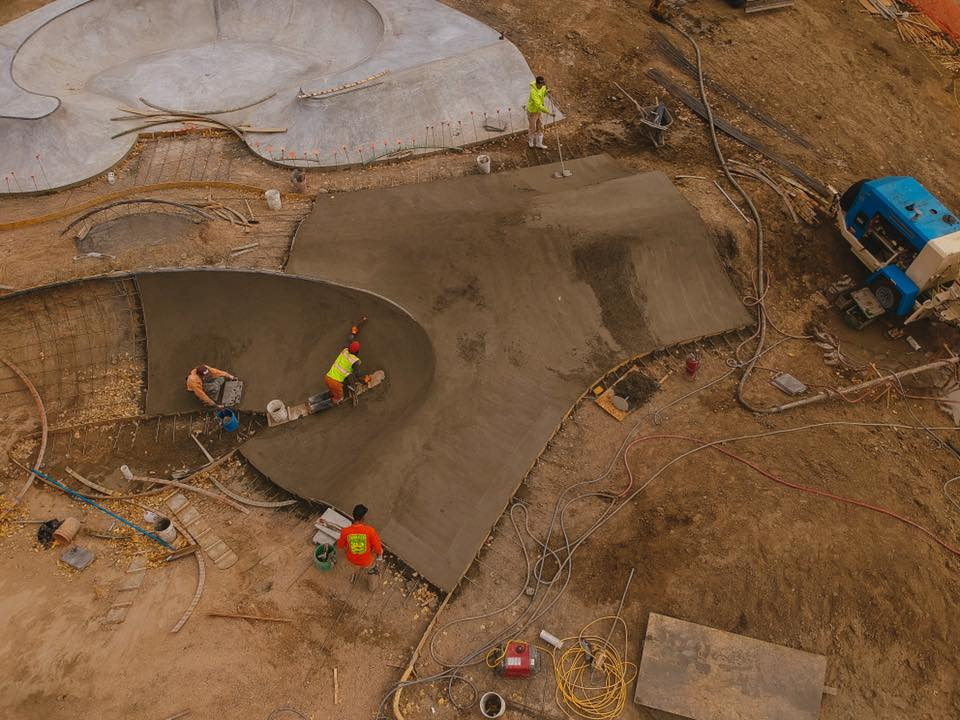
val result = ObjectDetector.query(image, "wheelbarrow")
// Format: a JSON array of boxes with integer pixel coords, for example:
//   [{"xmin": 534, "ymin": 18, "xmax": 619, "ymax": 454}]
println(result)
[
  {"xmin": 637, "ymin": 99, "xmax": 673, "ymax": 148},
  {"xmin": 612, "ymin": 82, "xmax": 673, "ymax": 149}
]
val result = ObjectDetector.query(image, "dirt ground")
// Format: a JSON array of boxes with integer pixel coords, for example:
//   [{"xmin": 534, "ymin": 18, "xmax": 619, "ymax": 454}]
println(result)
[{"xmin": 2, "ymin": 0, "xmax": 960, "ymax": 718}]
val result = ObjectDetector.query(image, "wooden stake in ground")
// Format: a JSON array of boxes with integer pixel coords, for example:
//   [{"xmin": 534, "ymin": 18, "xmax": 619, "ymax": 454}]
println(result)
[
  {"xmin": 333, "ymin": 667, "xmax": 340, "ymax": 706},
  {"xmin": 206, "ymin": 612, "xmax": 291, "ymax": 623}
]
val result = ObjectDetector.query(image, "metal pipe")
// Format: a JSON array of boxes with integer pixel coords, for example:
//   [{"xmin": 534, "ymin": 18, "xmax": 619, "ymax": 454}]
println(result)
[
  {"xmin": 769, "ymin": 356, "xmax": 960, "ymax": 413},
  {"xmin": 21, "ymin": 465, "xmax": 174, "ymax": 549}
]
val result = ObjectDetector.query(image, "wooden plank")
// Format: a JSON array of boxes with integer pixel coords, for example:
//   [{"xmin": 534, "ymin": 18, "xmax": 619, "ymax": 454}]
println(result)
[{"xmin": 635, "ymin": 614, "xmax": 827, "ymax": 720}]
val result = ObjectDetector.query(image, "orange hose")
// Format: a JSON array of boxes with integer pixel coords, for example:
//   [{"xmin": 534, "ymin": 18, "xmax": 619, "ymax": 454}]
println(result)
[{"xmin": 620, "ymin": 433, "xmax": 960, "ymax": 559}]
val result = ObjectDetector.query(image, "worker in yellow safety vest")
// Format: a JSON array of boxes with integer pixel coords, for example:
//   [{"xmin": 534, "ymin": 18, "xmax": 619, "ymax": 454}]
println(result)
[
  {"xmin": 527, "ymin": 75, "xmax": 555, "ymax": 150},
  {"xmin": 325, "ymin": 341, "xmax": 362, "ymax": 405}
]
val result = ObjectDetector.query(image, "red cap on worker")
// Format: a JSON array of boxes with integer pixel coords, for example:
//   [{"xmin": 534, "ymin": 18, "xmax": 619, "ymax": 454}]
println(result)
[{"xmin": 349, "ymin": 341, "xmax": 360, "ymax": 354}]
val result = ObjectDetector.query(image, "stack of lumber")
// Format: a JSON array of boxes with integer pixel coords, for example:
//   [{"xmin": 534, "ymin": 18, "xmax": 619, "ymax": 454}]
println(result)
[{"xmin": 896, "ymin": 13, "xmax": 959, "ymax": 54}]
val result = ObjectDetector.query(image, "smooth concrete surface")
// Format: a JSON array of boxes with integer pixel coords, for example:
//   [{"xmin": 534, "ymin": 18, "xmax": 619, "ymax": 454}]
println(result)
[{"xmin": 0, "ymin": 0, "xmax": 548, "ymax": 193}]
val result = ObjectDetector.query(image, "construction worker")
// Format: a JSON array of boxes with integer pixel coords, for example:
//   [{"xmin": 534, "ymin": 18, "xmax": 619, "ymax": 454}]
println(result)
[
  {"xmin": 325, "ymin": 340, "xmax": 361, "ymax": 405},
  {"xmin": 185, "ymin": 364, "xmax": 237, "ymax": 407},
  {"xmin": 336, "ymin": 503, "xmax": 383, "ymax": 590},
  {"xmin": 291, "ymin": 168, "xmax": 307, "ymax": 193},
  {"xmin": 526, "ymin": 75, "xmax": 555, "ymax": 150}
]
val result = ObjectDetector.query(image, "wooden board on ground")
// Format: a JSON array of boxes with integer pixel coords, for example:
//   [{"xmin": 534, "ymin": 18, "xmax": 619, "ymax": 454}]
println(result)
[
  {"xmin": 595, "ymin": 366, "xmax": 662, "ymax": 422},
  {"xmin": 634, "ymin": 613, "xmax": 828, "ymax": 720},
  {"xmin": 595, "ymin": 385, "xmax": 629, "ymax": 422}
]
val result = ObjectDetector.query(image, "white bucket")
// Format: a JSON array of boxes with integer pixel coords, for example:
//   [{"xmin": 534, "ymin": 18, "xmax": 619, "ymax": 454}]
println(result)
[
  {"xmin": 479, "ymin": 692, "xmax": 505, "ymax": 719},
  {"xmin": 264, "ymin": 189, "xmax": 282, "ymax": 210},
  {"xmin": 155, "ymin": 517, "xmax": 177, "ymax": 543},
  {"xmin": 266, "ymin": 399, "xmax": 288, "ymax": 424},
  {"xmin": 476, "ymin": 154, "xmax": 491, "ymax": 174}
]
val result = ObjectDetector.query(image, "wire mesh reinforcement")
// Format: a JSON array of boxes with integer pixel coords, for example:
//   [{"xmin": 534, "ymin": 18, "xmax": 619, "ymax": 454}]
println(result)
[{"xmin": 0, "ymin": 278, "xmax": 146, "ymax": 421}]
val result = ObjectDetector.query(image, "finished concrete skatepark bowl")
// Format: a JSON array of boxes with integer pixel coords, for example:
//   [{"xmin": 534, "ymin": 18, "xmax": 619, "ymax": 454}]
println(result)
[{"xmin": 0, "ymin": 0, "xmax": 548, "ymax": 193}]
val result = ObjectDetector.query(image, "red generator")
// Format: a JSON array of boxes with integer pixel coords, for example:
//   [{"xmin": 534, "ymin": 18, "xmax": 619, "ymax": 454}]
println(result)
[{"xmin": 496, "ymin": 641, "xmax": 540, "ymax": 678}]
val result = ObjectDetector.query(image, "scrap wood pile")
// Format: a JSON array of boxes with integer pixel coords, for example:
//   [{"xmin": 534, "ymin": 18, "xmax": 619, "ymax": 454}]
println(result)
[
  {"xmin": 728, "ymin": 159, "xmax": 834, "ymax": 225},
  {"xmin": 860, "ymin": 0, "xmax": 960, "ymax": 71},
  {"xmin": 896, "ymin": 13, "xmax": 960, "ymax": 70}
]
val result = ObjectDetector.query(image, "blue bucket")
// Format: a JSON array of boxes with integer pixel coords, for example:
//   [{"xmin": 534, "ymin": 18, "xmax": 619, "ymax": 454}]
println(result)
[{"xmin": 217, "ymin": 407, "xmax": 240, "ymax": 432}]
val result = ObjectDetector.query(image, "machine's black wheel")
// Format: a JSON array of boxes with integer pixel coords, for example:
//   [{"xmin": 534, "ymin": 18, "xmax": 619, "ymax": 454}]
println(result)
[
  {"xmin": 840, "ymin": 179, "xmax": 868, "ymax": 212},
  {"xmin": 870, "ymin": 278, "xmax": 899, "ymax": 311}
]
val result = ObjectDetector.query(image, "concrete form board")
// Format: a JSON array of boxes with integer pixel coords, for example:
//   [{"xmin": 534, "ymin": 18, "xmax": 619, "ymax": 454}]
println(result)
[
  {"xmin": 0, "ymin": 0, "xmax": 548, "ymax": 193},
  {"xmin": 635, "ymin": 613, "xmax": 828, "ymax": 720}
]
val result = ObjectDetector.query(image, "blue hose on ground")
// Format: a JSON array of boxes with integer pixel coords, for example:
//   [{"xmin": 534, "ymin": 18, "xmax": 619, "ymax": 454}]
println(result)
[{"xmin": 26, "ymin": 467, "xmax": 174, "ymax": 550}]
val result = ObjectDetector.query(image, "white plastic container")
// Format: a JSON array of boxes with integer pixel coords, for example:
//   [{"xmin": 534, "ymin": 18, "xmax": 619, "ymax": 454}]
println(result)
[
  {"xmin": 120, "ymin": 464, "xmax": 134, "ymax": 481},
  {"xmin": 539, "ymin": 629, "xmax": 564, "ymax": 650},
  {"xmin": 106, "ymin": 171, "xmax": 117, "ymax": 185},
  {"xmin": 266, "ymin": 399, "xmax": 288, "ymax": 424},
  {"xmin": 155, "ymin": 517, "xmax": 177, "ymax": 543},
  {"xmin": 264, "ymin": 189, "xmax": 282, "ymax": 210},
  {"xmin": 479, "ymin": 692, "xmax": 505, "ymax": 719},
  {"xmin": 476, "ymin": 154, "xmax": 491, "ymax": 174}
]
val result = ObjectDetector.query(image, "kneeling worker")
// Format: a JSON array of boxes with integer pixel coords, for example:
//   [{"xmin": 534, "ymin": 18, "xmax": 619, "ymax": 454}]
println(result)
[
  {"xmin": 186, "ymin": 364, "xmax": 237, "ymax": 407},
  {"xmin": 336, "ymin": 504, "xmax": 383, "ymax": 590},
  {"xmin": 325, "ymin": 341, "xmax": 361, "ymax": 405}
]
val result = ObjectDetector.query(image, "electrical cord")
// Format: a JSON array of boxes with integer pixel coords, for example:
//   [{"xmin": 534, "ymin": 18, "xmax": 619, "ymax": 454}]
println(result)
[
  {"xmin": 379, "ymin": 411, "xmax": 960, "ymax": 718},
  {"xmin": 265, "ymin": 708, "xmax": 307, "ymax": 720},
  {"xmin": 551, "ymin": 617, "xmax": 637, "ymax": 720},
  {"xmin": 623, "ymin": 433, "xmax": 960, "ymax": 559}
]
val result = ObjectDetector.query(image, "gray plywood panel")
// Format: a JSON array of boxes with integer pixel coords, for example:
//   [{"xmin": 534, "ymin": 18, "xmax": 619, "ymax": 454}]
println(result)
[{"xmin": 635, "ymin": 614, "xmax": 827, "ymax": 720}]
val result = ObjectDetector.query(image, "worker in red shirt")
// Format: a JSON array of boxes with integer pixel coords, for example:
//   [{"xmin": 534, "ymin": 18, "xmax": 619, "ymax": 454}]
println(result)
[{"xmin": 336, "ymin": 503, "xmax": 383, "ymax": 590}]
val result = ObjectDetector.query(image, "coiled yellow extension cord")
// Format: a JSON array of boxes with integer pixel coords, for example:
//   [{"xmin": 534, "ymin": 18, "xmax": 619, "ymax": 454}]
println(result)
[{"xmin": 551, "ymin": 616, "xmax": 637, "ymax": 720}]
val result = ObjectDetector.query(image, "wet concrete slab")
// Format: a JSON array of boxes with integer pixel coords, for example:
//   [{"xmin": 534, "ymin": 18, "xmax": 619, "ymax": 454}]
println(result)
[{"xmin": 269, "ymin": 155, "xmax": 750, "ymax": 589}]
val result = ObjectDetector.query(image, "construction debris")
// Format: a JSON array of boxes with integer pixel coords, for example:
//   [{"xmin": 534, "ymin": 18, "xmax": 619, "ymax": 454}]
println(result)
[
  {"xmin": 165, "ymin": 493, "xmax": 239, "ymax": 570},
  {"xmin": 60, "ymin": 545, "xmax": 96, "ymax": 571},
  {"xmin": 104, "ymin": 555, "xmax": 149, "ymax": 625},
  {"xmin": 897, "ymin": 13, "xmax": 959, "ymax": 54},
  {"xmin": 860, "ymin": 0, "xmax": 902, "ymax": 20},
  {"xmin": 298, "ymin": 70, "xmax": 390, "ymax": 100},
  {"xmin": 110, "ymin": 94, "xmax": 285, "ymax": 140},
  {"xmin": 772, "ymin": 373, "xmax": 808, "ymax": 396}
]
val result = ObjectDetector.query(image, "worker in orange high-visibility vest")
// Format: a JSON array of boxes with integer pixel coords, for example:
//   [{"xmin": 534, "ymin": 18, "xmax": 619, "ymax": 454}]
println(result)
[
  {"xmin": 325, "ymin": 341, "xmax": 361, "ymax": 405},
  {"xmin": 337, "ymin": 504, "xmax": 383, "ymax": 590}
]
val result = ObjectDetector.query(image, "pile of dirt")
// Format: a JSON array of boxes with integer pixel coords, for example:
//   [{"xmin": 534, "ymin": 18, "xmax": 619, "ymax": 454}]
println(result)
[{"xmin": 614, "ymin": 369, "xmax": 660, "ymax": 408}]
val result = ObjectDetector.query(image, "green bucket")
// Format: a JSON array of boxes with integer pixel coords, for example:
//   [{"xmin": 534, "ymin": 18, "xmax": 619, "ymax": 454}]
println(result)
[{"xmin": 314, "ymin": 543, "xmax": 336, "ymax": 571}]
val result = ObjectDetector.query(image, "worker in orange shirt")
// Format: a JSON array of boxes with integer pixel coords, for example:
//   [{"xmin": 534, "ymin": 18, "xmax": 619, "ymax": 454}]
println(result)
[
  {"xmin": 185, "ymin": 364, "xmax": 237, "ymax": 407},
  {"xmin": 336, "ymin": 503, "xmax": 383, "ymax": 590}
]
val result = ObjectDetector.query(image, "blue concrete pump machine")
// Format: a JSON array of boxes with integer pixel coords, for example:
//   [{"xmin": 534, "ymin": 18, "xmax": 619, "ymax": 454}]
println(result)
[{"xmin": 836, "ymin": 177, "xmax": 960, "ymax": 329}]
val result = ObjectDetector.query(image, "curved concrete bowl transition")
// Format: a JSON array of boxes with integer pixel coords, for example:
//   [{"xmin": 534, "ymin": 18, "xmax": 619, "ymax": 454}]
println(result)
[{"xmin": 0, "ymin": 0, "xmax": 547, "ymax": 193}]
